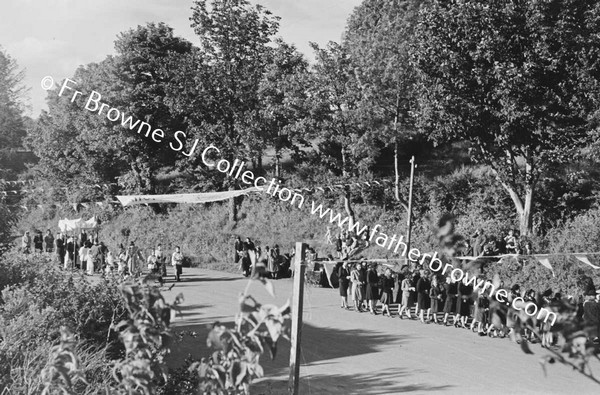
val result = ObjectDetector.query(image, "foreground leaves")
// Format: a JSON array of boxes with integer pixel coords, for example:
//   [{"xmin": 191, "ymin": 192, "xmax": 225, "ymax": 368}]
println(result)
[{"xmin": 188, "ymin": 278, "xmax": 291, "ymax": 395}]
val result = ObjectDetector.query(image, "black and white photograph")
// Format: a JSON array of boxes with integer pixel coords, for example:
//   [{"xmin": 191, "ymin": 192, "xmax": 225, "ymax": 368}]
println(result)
[{"xmin": 2, "ymin": 0, "xmax": 600, "ymax": 394}]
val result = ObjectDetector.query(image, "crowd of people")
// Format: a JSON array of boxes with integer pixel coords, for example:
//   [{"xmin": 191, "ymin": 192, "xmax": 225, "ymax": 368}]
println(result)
[
  {"xmin": 467, "ymin": 228, "xmax": 534, "ymax": 256},
  {"xmin": 19, "ymin": 225, "xmax": 599, "ymax": 346},
  {"xmin": 20, "ymin": 228, "xmax": 186, "ymax": 282},
  {"xmin": 314, "ymin": 225, "xmax": 599, "ymax": 346},
  {"xmin": 233, "ymin": 236, "xmax": 294, "ymax": 279},
  {"xmin": 332, "ymin": 261, "xmax": 600, "ymax": 345}
]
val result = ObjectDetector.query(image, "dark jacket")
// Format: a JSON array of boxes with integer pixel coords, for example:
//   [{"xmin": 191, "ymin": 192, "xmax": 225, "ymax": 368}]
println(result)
[{"xmin": 417, "ymin": 277, "xmax": 431, "ymax": 294}]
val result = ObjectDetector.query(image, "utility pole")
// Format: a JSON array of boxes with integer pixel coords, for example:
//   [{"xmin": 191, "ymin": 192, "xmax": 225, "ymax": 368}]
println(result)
[
  {"xmin": 288, "ymin": 242, "xmax": 306, "ymax": 395},
  {"xmin": 406, "ymin": 156, "xmax": 416, "ymax": 268},
  {"xmin": 393, "ymin": 96, "xmax": 401, "ymax": 202}
]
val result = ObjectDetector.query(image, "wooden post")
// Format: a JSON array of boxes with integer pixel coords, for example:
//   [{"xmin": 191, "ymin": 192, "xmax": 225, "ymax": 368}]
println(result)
[
  {"xmin": 288, "ymin": 242, "xmax": 306, "ymax": 395},
  {"xmin": 406, "ymin": 156, "xmax": 416, "ymax": 269}
]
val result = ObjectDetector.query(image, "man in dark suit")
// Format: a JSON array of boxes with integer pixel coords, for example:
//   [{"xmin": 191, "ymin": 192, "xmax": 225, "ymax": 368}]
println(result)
[
  {"xmin": 55, "ymin": 232, "xmax": 65, "ymax": 265},
  {"xmin": 44, "ymin": 229, "xmax": 54, "ymax": 253},
  {"xmin": 583, "ymin": 290, "xmax": 600, "ymax": 343},
  {"xmin": 33, "ymin": 230, "xmax": 44, "ymax": 253},
  {"xmin": 234, "ymin": 236, "xmax": 243, "ymax": 263},
  {"xmin": 472, "ymin": 229, "xmax": 486, "ymax": 257}
]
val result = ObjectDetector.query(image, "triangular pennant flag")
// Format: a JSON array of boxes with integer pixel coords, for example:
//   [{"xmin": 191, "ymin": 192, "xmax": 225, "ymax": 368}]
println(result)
[
  {"xmin": 322, "ymin": 262, "xmax": 337, "ymax": 288},
  {"xmin": 574, "ymin": 254, "xmax": 600, "ymax": 269},
  {"xmin": 81, "ymin": 203, "xmax": 89, "ymax": 208},
  {"xmin": 537, "ymin": 257, "xmax": 555, "ymax": 277},
  {"xmin": 72, "ymin": 203, "xmax": 79, "ymax": 211}
]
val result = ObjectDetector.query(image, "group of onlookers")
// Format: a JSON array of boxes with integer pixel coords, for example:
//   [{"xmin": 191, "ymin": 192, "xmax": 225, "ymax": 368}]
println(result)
[
  {"xmin": 21, "ymin": 229, "xmax": 186, "ymax": 282},
  {"xmin": 334, "ymin": 261, "xmax": 600, "ymax": 346},
  {"xmin": 233, "ymin": 236, "xmax": 293, "ymax": 278},
  {"xmin": 20, "ymin": 229, "xmax": 56, "ymax": 254},
  {"xmin": 468, "ymin": 228, "xmax": 533, "ymax": 256},
  {"xmin": 328, "ymin": 227, "xmax": 369, "ymax": 260}
]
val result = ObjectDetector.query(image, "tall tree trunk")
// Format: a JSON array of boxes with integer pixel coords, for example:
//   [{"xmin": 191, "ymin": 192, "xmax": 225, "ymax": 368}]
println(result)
[
  {"xmin": 343, "ymin": 188, "xmax": 356, "ymax": 231},
  {"xmin": 229, "ymin": 195, "xmax": 238, "ymax": 223},
  {"xmin": 501, "ymin": 182, "xmax": 534, "ymax": 236},
  {"xmin": 340, "ymin": 146, "xmax": 354, "ymax": 229},
  {"xmin": 521, "ymin": 186, "xmax": 533, "ymax": 236},
  {"xmin": 257, "ymin": 153, "xmax": 263, "ymax": 172}
]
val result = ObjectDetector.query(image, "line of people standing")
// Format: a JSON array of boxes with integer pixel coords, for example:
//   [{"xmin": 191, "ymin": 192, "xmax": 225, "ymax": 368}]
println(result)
[
  {"xmin": 335, "ymin": 261, "xmax": 600, "ymax": 345},
  {"xmin": 21, "ymin": 228, "xmax": 186, "ymax": 282}
]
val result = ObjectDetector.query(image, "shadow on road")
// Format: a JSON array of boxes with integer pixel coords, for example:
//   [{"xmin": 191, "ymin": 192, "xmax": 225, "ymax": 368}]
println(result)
[
  {"xmin": 178, "ymin": 276, "xmax": 243, "ymax": 283},
  {"xmin": 173, "ymin": 303, "xmax": 213, "ymax": 318},
  {"xmin": 166, "ymin": 318, "xmax": 436, "ymax": 394},
  {"xmin": 254, "ymin": 367, "xmax": 453, "ymax": 394}
]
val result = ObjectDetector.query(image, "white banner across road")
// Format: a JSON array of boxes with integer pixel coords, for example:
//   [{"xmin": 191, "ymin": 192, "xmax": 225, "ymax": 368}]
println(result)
[{"xmin": 116, "ymin": 187, "xmax": 262, "ymax": 207}]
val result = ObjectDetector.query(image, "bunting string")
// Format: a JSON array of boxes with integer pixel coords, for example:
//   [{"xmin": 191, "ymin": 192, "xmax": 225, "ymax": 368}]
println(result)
[
  {"xmin": 290, "ymin": 178, "xmax": 394, "ymax": 194},
  {"xmin": 1, "ymin": 201, "xmax": 121, "ymax": 212},
  {"xmin": 316, "ymin": 251, "xmax": 600, "ymax": 281}
]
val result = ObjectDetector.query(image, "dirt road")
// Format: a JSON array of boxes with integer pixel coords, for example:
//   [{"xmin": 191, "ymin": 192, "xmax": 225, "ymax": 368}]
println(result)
[{"xmin": 162, "ymin": 268, "xmax": 600, "ymax": 395}]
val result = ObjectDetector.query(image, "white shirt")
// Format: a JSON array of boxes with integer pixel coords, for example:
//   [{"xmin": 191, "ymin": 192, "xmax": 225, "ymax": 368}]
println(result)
[
  {"xmin": 79, "ymin": 246, "xmax": 89, "ymax": 261},
  {"xmin": 172, "ymin": 251, "xmax": 183, "ymax": 266}
]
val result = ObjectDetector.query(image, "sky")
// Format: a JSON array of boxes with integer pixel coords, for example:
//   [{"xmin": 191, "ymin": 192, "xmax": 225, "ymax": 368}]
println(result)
[{"xmin": 0, "ymin": 0, "xmax": 362, "ymax": 117}]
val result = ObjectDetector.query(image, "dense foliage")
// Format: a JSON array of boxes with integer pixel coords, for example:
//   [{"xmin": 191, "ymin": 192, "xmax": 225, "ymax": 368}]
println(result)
[
  {"xmin": 0, "ymin": 250, "xmax": 289, "ymax": 394},
  {"xmin": 412, "ymin": 0, "xmax": 600, "ymax": 235}
]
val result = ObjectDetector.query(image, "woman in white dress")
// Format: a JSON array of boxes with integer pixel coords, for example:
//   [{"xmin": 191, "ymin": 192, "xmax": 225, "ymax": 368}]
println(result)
[
  {"xmin": 87, "ymin": 242, "xmax": 95, "ymax": 275},
  {"xmin": 79, "ymin": 241, "xmax": 90, "ymax": 273},
  {"xmin": 117, "ymin": 245, "xmax": 128, "ymax": 275}
]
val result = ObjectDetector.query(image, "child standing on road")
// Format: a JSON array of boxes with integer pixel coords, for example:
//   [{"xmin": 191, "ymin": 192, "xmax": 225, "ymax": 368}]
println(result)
[{"xmin": 172, "ymin": 246, "xmax": 184, "ymax": 282}]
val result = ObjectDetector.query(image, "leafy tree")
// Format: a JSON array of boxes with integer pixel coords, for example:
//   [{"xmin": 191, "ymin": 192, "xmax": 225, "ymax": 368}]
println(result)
[
  {"xmin": 0, "ymin": 47, "xmax": 27, "ymax": 149},
  {"xmin": 28, "ymin": 59, "xmax": 123, "ymax": 198},
  {"xmin": 344, "ymin": 0, "xmax": 423, "ymax": 205},
  {"xmin": 257, "ymin": 39, "xmax": 311, "ymax": 178},
  {"xmin": 28, "ymin": 23, "xmax": 192, "ymax": 196},
  {"xmin": 166, "ymin": 0, "xmax": 280, "ymax": 221},
  {"xmin": 308, "ymin": 41, "xmax": 377, "ymax": 226},
  {"xmin": 188, "ymin": 0, "xmax": 280, "ymax": 161},
  {"xmin": 309, "ymin": 41, "xmax": 370, "ymax": 178},
  {"xmin": 412, "ymin": 0, "xmax": 600, "ymax": 235},
  {"xmin": 112, "ymin": 22, "xmax": 193, "ymax": 193}
]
